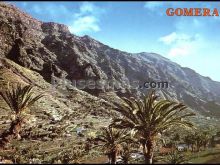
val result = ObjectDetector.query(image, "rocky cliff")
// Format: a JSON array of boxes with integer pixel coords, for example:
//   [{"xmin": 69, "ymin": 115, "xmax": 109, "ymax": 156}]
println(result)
[{"xmin": 1, "ymin": 1, "xmax": 220, "ymax": 125}]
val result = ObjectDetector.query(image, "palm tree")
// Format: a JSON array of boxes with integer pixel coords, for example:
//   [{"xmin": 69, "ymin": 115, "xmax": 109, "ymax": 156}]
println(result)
[
  {"xmin": 120, "ymin": 143, "xmax": 135, "ymax": 164},
  {"xmin": 95, "ymin": 126, "xmax": 133, "ymax": 164},
  {"xmin": 0, "ymin": 84, "xmax": 44, "ymax": 148},
  {"xmin": 111, "ymin": 90, "xmax": 195, "ymax": 164}
]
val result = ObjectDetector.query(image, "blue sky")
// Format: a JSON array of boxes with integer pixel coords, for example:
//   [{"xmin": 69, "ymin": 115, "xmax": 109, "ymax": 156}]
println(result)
[{"xmin": 11, "ymin": 1, "xmax": 220, "ymax": 81}]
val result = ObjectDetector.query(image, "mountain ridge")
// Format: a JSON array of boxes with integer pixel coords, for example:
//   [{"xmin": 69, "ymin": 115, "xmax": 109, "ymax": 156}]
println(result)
[
  {"xmin": 79, "ymin": 34, "xmax": 219, "ymax": 84},
  {"xmin": 1, "ymin": 2, "xmax": 220, "ymax": 119}
]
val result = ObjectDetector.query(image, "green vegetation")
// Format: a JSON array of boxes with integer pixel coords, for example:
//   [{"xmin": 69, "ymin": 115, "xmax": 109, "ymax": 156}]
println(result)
[
  {"xmin": 162, "ymin": 150, "xmax": 188, "ymax": 164},
  {"xmin": 111, "ymin": 91, "xmax": 195, "ymax": 164},
  {"xmin": 1, "ymin": 85, "xmax": 220, "ymax": 164},
  {"xmin": 187, "ymin": 148, "xmax": 220, "ymax": 163},
  {"xmin": 0, "ymin": 84, "xmax": 44, "ymax": 148},
  {"xmin": 95, "ymin": 126, "xmax": 133, "ymax": 164}
]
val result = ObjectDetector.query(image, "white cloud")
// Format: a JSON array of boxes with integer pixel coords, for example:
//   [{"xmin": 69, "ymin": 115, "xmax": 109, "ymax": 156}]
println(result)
[
  {"xmin": 80, "ymin": 2, "xmax": 96, "ymax": 14},
  {"xmin": 168, "ymin": 44, "xmax": 192, "ymax": 57},
  {"xmin": 159, "ymin": 32, "xmax": 202, "ymax": 57},
  {"xmin": 144, "ymin": 2, "xmax": 169, "ymax": 16},
  {"xmin": 159, "ymin": 15, "xmax": 209, "ymax": 58},
  {"xmin": 23, "ymin": 2, "xmax": 103, "ymax": 35},
  {"xmin": 69, "ymin": 2, "xmax": 104, "ymax": 35},
  {"xmin": 159, "ymin": 32, "xmax": 196, "ymax": 45},
  {"xmin": 159, "ymin": 32, "xmax": 177, "ymax": 45},
  {"xmin": 69, "ymin": 16, "xmax": 100, "ymax": 34},
  {"xmin": 144, "ymin": 2, "xmax": 164, "ymax": 10}
]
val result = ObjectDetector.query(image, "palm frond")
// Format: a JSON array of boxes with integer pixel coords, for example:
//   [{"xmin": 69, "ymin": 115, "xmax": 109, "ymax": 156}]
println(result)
[
  {"xmin": 112, "ymin": 90, "xmax": 195, "ymax": 140},
  {"xmin": 0, "ymin": 84, "xmax": 44, "ymax": 114}
]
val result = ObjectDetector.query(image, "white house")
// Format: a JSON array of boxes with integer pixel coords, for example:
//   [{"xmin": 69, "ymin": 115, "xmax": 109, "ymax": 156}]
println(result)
[{"xmin": 177, "ymin": 144, "xmax": 188, "ymax": 151}]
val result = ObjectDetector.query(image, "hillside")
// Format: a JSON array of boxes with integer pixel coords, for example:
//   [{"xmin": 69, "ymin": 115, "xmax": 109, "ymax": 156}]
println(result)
[
  {"xmin": 1, "ymin": 2, "xmax": 220, "ymax": 164},
  {"xmin": 1, "ymin": 2, "xmax": 220, "ymax": 119}
]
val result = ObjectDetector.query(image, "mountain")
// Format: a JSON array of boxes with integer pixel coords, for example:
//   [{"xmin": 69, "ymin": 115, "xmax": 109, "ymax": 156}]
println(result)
[{"xmin": 1, "ymin": 0, "xmax": 220, "ymax": 129}]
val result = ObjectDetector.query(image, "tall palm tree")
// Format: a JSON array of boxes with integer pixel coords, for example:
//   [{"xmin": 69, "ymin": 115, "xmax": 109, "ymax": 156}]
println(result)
[
  {"xmin": 111, "ymin": 90, "xmax": 195, "ymax": 164},
  {"xmin": 96, "ymin": 126, "xmax": 133, "ymax": 164},
  {"xmin": 0, "ymin": 84, "xmax": 44, "ymax": 148}
]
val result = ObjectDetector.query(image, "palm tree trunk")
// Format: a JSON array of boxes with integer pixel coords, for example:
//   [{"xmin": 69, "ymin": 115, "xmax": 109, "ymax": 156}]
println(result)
[
  {"xmin": 146, "ymin": 139, "xmax": 154, "ymax": 164},
  {"xmin": 107, "ymin": 154, "xmax": 111, "ymax": 164},
  {"xmin": 141, "ymin": 141, "xmax": 148, "ymax": 164},
  {"xmin": 110, "ymin": 150, "xmax": 117, "ymax": 164},
  {"xmin": 124, "ymin": 158, "xmax": 128, "ymax": 164},
  {"xmin": 0, "ymin": 118, "xmax": 23, "ymax": 148},
  {"xmin": 141, "ymin": 139, "xmax": 154, "ymax": 164}
]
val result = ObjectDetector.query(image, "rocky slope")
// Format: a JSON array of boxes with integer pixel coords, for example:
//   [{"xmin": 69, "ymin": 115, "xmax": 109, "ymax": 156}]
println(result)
[{"xmin": 1, "ymin": 0, "xmax": 220, "ymax": 126}]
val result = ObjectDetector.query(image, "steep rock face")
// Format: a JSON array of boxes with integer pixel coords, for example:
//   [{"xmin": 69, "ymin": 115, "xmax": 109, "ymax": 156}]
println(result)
[{"xmin": 1, "ymin": 2, "xmax": 220, "ymax": 118}]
